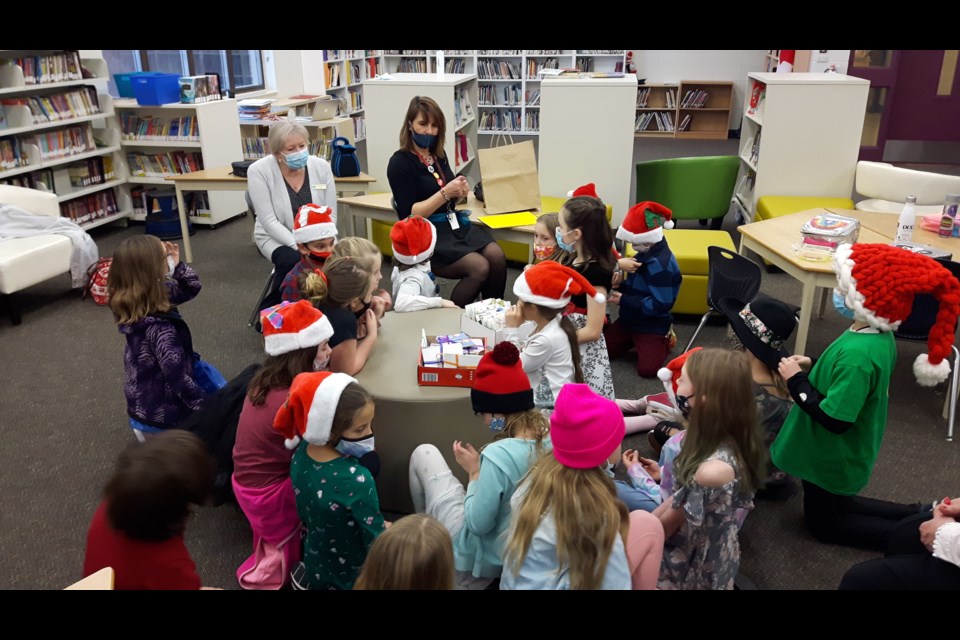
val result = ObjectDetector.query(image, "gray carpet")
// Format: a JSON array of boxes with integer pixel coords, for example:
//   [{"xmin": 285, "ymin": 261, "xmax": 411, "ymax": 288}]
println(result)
[{"xmin": 2, "ymin": 212, "xmax": 957, "ymax": 590}]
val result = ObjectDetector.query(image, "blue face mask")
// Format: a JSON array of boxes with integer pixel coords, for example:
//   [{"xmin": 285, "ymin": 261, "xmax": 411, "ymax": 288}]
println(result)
[
  {"xmin": 283, "ymin": 149, "xmax": 309, "ymax": 170},
  {"xmin": 832, "ymin": 289, "xmax": 856, "ymax": 320},
  {"xmin": 489, "ymin": 416, "xmax": 506, "ymax": 433},
  {"xmin": 411, "ymin": 131, "xmax": 438, "ymax": 150},
  {"xmin": 335, "ymin": 434, "xmax": 375, "ymax": 458},
  {"xmin": 555, "ymin": 227, "xmax": 576, "ymax": 253}
]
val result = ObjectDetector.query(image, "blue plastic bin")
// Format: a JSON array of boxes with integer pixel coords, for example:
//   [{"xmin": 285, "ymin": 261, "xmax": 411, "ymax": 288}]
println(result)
[
  {"xmin": 131, "ymin": 73, "xmax": 181, "ymax": 106},
  {"xmin": 114, "ymin": 72, "xmax": 162, "ymax": 98},
  {"xmin": 145, "ymin": 189, "xmax": 193, "ymax": 240}
]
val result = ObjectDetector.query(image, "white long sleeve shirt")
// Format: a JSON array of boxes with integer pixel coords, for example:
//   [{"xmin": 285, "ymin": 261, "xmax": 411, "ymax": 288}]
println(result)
[
  {"xmin": 391, "ymin": 263, "xmax": 445, "ymax": 313},
  {"xmin": 933, "ymin": 521, "xmax": 960, "ymax": 568},
  {"xmin": 503, "ymin": 315, "xmax": 576, "ymax": 409}
]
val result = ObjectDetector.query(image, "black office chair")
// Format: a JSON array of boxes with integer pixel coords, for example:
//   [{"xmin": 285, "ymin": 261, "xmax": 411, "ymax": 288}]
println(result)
[
  {"xmin": 894, "ymin": 259, "xmax": 960, "ymax": 441},
  {"xmin": 684, "ymin": 246, "xmax": 763, "ymax": 352}
]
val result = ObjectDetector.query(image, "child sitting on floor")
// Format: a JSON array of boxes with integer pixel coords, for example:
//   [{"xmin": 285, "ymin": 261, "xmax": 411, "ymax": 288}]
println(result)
[{"xmin": 281, "ymin": 204, "xmax": 338, "ymax": 303}]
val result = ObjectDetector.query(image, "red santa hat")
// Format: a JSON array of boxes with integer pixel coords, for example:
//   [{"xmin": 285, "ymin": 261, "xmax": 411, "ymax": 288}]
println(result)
[
  {"xmin": 566, "ymin": 183, "xmax": 601, "ymax": 200},
  {"xmin": 513, "ymin": 260, "xmax": 605, "ymax": 308},
  {"xmin": 834, "ymin": 243, "xmax": 960, "ymax": 386},
  {"xmin": 656, "ymin": 347, "xmax": 703, "ymax": 394},
  {"xmin": 293, "ymin": 204, "xmax": 338, "ymax": 245},
  {"xmin": 617, "ymin": 201, "xmax": 674, "ymax": 245},
  {"xmin": 471, "ymin": 342, "xmax": 534, "ymax": 415},
  {"xmin": 260, "ymin": 300, "xmax": 334, "ymax": 356},
  {"xmin": 390, "ymin": 215, "xmax": 437, "ymax": 265},
  {"xmin": 273, "ymin": 371, "xmax": 358, "ymax": 449}
]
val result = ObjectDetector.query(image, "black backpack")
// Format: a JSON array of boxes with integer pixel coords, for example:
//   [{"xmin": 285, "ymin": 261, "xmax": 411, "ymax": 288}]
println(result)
[{"xmin": 330, "ymin": 136, "xmax": 361, "ymax": 177}]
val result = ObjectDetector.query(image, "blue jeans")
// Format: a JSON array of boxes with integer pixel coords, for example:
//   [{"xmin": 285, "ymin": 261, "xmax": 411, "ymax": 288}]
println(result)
[{"xmin": 615, "ymin": 479, "xmax": 660, "ymax": 513}]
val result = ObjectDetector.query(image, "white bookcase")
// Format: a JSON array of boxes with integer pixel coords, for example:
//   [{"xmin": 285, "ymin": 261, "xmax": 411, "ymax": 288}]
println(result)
[
  {"xmin": 239, "ymin": 95, "xmax": 354, "ymax": 161},
  {"xmin": 363, "ymin": 73, "xmax": 479, "ymax": 194},
  {"xmin": 114, "ymin": 97, "xmax": 246, "ymax": 226},
  {"xmin": 732, "ymin": 72, "xmax": 869, "ymax": 224},
  {"xmin": 0, "ymin": 51, "xmax": 130, "ymax": 230},
  {"xmin": 539, "ymin": 74, "xmax": 638, "ymax": 226},
  {"xmin": 319, "ymin": 50, "xmax": 382, "ymax": 142}
]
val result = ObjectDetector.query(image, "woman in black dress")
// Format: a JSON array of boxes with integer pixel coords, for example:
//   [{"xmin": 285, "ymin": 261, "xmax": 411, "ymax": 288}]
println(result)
[{"xmin": 387, "ymin": 96, "xmax": 506, "ymax": 307}]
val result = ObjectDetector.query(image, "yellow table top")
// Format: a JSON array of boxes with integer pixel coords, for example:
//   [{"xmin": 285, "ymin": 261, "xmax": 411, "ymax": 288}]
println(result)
[{"xmin": 338, "ymin": 193, "xmax": 538, "ymax": 233}]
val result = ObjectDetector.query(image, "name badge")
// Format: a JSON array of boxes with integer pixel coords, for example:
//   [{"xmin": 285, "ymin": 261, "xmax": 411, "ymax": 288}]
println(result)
[{"xmin": 312, "ymin": 184, "xmax": 327, "ymax": 191}]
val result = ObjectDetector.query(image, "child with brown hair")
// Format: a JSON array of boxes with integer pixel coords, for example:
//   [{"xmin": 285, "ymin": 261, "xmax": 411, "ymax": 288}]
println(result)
[
  {"xmin": 654, "ymin": 348, "xmax": 766, "ymax": 590},
  {"xmin": 232, "ymin": 300, "xmax": 334, "ymax": 589},
  {"xmin": 299, "ymin": 256, "xmax": 379, "ymax": 375},
  {"xmin": 108, "ymin": 235, "xmax": 220, "ymax": 436},
  {"xmin": 354, "ymin": 514, "xmax": 455, "ymax": 590},
  {"xmin": 501, "ymin": 383, "xmax": 665, "ymax": 590},
  {"xmin": 532, "ymin": 212, "xmax": 563, "ymax": 264},
  {"xmin": 83, "ymin": 430, "xmax": 214, "ymax": 590},
  {"xmin": 280, "ymin": 204, "xmax": 338, "ymax": 303},
  {"xmin": 275, "ymin": 371, "xmax": 387, "ymax": 590}
]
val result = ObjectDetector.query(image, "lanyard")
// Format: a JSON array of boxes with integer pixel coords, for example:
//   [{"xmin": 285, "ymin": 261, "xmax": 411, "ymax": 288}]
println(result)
[{"xmin": 414, "ymin": 151, "xmax": 445, "ymax": 189}]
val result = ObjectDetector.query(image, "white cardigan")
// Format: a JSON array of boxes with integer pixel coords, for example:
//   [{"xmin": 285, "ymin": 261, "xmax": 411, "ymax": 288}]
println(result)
[{"xmin": 249, "ymin": 154, "xmax": 337, "ymax": 258}]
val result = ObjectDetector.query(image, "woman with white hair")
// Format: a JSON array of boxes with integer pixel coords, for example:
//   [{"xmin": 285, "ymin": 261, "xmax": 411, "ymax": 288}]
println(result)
[{"xmin": 249, "ymin": 121, "xmax": 338, "ymax": 309}]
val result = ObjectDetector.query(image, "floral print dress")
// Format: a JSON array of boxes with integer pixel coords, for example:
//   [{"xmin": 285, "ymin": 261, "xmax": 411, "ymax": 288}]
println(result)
[
  {"xmin": 290, "ymin": 446, "xmax": 385, "ymax": 590},
  {"xmin": 658, "ymin": 446, "xmax": 755, "ymax": 590}
]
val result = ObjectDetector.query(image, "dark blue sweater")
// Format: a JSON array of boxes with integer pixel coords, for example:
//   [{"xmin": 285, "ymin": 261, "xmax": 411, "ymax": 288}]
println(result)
[{"xmin": 616, "ymin": 238, "xmax": 682, "ymax": 336}]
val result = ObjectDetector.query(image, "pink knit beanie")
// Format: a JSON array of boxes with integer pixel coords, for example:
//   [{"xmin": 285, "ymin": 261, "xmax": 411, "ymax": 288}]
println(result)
[{"xmin": 550, "ymin": 384, "xmax": 625, "ymax": 469}]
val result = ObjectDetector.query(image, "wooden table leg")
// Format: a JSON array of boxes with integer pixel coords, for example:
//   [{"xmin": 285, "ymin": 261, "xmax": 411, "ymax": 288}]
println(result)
[
  {"xmin": 174, "ymin": 185, "xmax": 193, "ymax": 263},
  {"xmin": 795, "ymin": 277, "xmax": 818, "ymax": 355}
]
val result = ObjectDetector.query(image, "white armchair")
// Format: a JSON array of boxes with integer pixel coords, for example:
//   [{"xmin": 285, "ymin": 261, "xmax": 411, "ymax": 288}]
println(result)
[
  {"xmin": 0, "ymin": 184, "xmax": 73, "ymax": 325},
  {"xmin": 855, "ymin": 161, "xmax": 960, "ymax": 215}
]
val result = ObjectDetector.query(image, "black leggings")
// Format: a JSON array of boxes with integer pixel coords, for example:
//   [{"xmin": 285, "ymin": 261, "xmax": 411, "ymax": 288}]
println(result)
[
  {"xmin": 802, "ymin": 480, "xmax": 921, "ymax": 551},
  {"xmin": 838, "ymin": 512, "xmax": 960, "ymax": 589},
  {"xmin": 432, "ymin": 243, "xmax": 507, "ymax": 308},
  {"xmin": 261, "ymin": 246, "xmax": 301, "ymax": 310}
]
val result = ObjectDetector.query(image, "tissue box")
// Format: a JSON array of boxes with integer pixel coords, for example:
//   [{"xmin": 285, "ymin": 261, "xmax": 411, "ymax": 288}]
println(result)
[{"xmin": 418, "ymin": 336, "xmax": 488, "ymax": 387}]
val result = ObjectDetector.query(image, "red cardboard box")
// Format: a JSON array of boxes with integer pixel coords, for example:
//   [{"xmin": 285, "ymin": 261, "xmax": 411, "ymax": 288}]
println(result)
[{"xmin": 417, "ymin": 336, "xmax": 487, "ymax": 388}]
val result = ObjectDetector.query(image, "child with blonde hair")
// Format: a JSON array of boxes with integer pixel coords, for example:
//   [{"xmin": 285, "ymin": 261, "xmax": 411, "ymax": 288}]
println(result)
[
  {"xmin": 654, "ymin": 348, "xmax": 766, "ymax": 590},
  {"xmin": 299, "ymin": 256, "xmax": 379, "ymax": 375},
  {"xmin": 504, "ymin": 260, "xmax": 594, "ymax": 410},
  {"xmin": 280, "ymin": 204, "xmax": 338, "ymax": 303},
  {"xmin": 354, "ymin": 514, "xmax": 455, "ymax": 590},
  {"xmin": 108, "ymin": 235, "xmax": 220, "ymax": 435},
  {"xmin": 389, "ymin": 215, "xmax": 458, "ymax": 312},
  {"xmin": 274, "ymin": 371, "xmax": 386, "ymax": 590},
  {"xmin": 409, "ymin": 342, "xmax": 550, "ymax": 588},
  {"xmin": 501, "ymin": 383, "xmax": 664, "ymax": 590},
  {"xmin": 331, "ymin": 236, "xmax": 392, "ymax": 318},
  {"xmin": 232, "ymin": 300, "xmax": 334, "ymax": 589}
]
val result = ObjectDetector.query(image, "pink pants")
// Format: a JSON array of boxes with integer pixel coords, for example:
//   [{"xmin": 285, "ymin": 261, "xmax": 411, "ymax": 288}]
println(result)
[
  {"xmin": 627, "ymin": 510, "xmax": 665, "ymax": 590},
  {"xmin": 615, "ymin": 398, "xmax": 661, "ymax": 435}
]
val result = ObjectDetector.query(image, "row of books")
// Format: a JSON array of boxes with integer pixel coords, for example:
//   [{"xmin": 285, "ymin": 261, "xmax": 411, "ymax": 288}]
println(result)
[
  {"xmin": 478, "ymin": 60, "xmax": 522, "ymax": 80},
  {"xmin": 525, "ymin": 111, "xmax": 539, "ymax": 132},
  {"xmin": 677, "ymin": 114, "xmax": 693, "ymax": 132},
  {"xmin": 397, "ymin": 58, "xmax": 427, "ymax": 73},
  {"xmin": 444, "ymin": 59, "xmax": 468, "ymax": 74},
  {"xmin": 525, "ymin": 58, "xmax": 559, "ymax": 79},
  {"xmin": 348, "ymin": 90, "xmax": 363, "ymax": 113},
  {"xmin": 61, "ymin": 189, "xmax": 119, "ymax": 225},
  {"xmin": 345, "ymin": 62, "xmax": 363, "ymax": 85},
  {"xmin": 577, "ymin": 50, "xmax": 625, "ymax": 55},
  {"xmin": 179, "ymin": 75, "xmax": 221, "ymax": 104},
  {"xmin": 9, "ymin": 51, "xmax": 84, "ymax": 85},
  {"xmin": 34, "ymin": 125, "xmax": 97, "ymax": 161},
  {"xmin": 745, "ymin": 130, "xmax": 762, "ymax": 165},
  {"xmin": 131, "ymin": 187, "xmax": 210, "ymax": 217},
  {"xmin": 527, "ymin": 50, "xmax": 562, "ymax": 56},
  {"xmin": 237, "ymin": 99, "xmax": 273, "ymax": 120},
  {"xmin": 324, "ymin": 50, "xmax": 377, "ymax": 61},
  {"xmin": 635, "ymin": 111, "xmax": 675, "ymax": 132},
  {"xmin": 575, "ymin": 59, "xmax": 594, "ymax": 72},
  {"xmin": 241, "ymin": 137, "xmax": 268, "ymax": 160},
  {"xmin": 0, "ymin": 137, "xmax": 26, "ymax": 170},
  {"xmin": 479, "ymin": 84, "xmax": 522, "ymax": 107},
  {"xmin": 1, "ymin": 87, "xmax": 101, "ymax": 125},
  {"xmin": 679, "ymin": 89, "xmax": 711, "ymax": 109},
  {"xmin": 68, "ymin": 156, "xmax": 116, "ymax": 187},
  {"xmin": 636, "ymin": 87, "xmax": 652, "ymax": 108},
  {"xmin": 526, "ymin": 90, "xmax": 541, "ymax": 106},
  {"xmin": 1, "ymin": 167, "xmax": 53, "ymax": 190},
  {"xmin": 478, "ymin": 50, "xmax": 521, "ymax": 56},
  {"xmin": 443, "ymin": 50, "xmax": 473, "ymax": 56},
  {"xmin": 453, "ymin": 88, "xmax": 474, "ymax": 125},
  {"xmin": 383, "ymin": 50, "xmax": 426, "ymax": 55},
  {"xmin": 352, "ymin": 116, "xmax": 366, "ymax": 140},
  {"xmin": 120, "ymin": 115, "xmax": 200, "ymax": 141},
  {"xmin": 127, "ymin": 151, "xmax": 204, "ymax": 178},
  {"xmin": 367, "ymin": 57, "xmax": 382, "ymax": 78},
  {"xmin": 478, "ymin": 110, "xmax": 521, "ymax": 132},
  {"xmin": 326, "ymin": 63, "xmax": 343, "ymax": 89}
]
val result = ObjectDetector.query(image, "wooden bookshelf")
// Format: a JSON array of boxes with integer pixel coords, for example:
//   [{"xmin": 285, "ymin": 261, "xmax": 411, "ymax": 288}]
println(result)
[
  {"xmin": 634, "ymin": 80, "xmax": 733, "ymax": 140},
  {"xmin": 0, "ymin": 51, "xmax": 130, "ymax": 229}
]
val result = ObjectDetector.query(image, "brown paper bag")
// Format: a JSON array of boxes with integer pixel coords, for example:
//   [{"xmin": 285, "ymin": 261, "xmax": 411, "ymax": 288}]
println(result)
[{"xmin": 477, "ymin": 136, "xmax": 541, "ymax": 214}]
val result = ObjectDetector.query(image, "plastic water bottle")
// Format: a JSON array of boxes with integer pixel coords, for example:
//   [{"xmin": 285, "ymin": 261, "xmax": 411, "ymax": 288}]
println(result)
[
  {"xmin": 939, "ymin": 193, "xmax": 960, "ymax": 238},
  {"xmin": 895, "ymin": 195, "xmax": 917, "ymax": 244}
]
